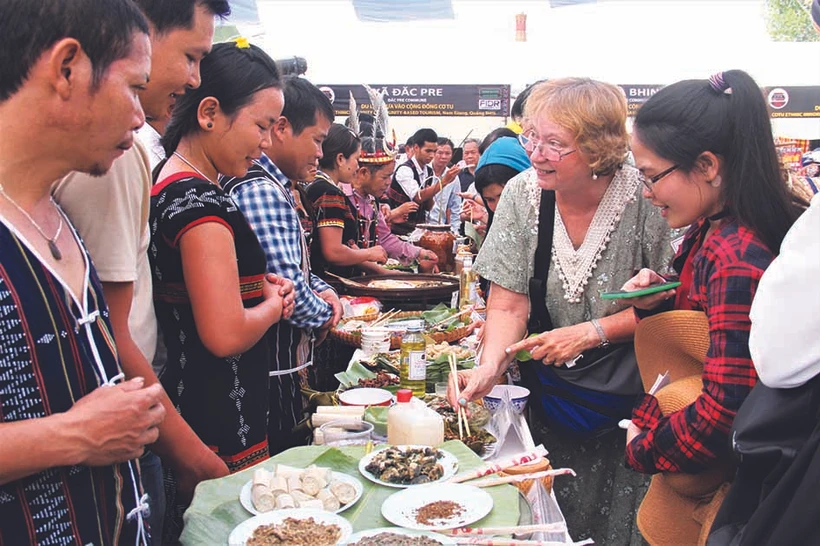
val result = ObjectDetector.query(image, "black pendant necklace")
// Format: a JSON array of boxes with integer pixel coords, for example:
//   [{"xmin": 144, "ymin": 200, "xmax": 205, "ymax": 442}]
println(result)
[{"xmin": 0, "ymin": 183, "xmax": 63, "ymax": 260}]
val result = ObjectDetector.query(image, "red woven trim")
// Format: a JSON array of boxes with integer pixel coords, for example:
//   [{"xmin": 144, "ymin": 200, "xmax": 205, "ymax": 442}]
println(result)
[
  {"xmin": 152, "ymin": 171, "xmax": 201, "ymax": 195},
  {"xmin": 172, "ymin": 215, "xmax": 233, "ymax": 248}
]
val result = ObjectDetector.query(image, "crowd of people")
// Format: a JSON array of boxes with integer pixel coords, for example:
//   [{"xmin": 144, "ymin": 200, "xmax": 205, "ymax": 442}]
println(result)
[{"xmin": 1, "ymin": 0, "xmax": 819, "ymax": 545}]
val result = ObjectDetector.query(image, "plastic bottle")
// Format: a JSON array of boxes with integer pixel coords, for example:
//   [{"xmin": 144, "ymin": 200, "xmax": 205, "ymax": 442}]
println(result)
[
  {"xmin": 388, "ymin": 389, "xmax": 445, "ymax": 446},
  {"xmin": 399, "ymin": 320, "xmax": 427, "ymax": 397},
  {"xmin": 459, "ymin": 256, "xmax": 478, "ymax": 309}
]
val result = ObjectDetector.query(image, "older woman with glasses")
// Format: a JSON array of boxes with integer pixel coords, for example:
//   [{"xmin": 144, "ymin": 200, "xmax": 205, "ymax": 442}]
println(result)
[{"xmin": 448, "ymin": 78, "xmax": 677, "ymax": 542}]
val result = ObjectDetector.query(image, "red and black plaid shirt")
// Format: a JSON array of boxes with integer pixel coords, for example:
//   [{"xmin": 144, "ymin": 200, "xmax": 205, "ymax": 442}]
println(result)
[{"xmin": 626, "ymin": 217, "xmax": 774, "ymax": 474}]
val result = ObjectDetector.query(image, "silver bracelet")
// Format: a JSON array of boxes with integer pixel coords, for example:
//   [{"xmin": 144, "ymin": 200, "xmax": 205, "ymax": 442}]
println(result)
[{"xmin": 591, "ymin": 319, "xmax": 610, "ymax": 348}]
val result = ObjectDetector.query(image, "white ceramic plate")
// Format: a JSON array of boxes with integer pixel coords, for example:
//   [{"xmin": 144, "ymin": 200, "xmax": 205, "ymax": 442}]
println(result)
[
  {"xmin": 227, "ymin": 508, "xmax": 353, "ymax": 546},
  {"xmin": 358, "ymin": 445, "xmax": 459, "ymax": 488},
  {"xmin": 381, "ymin": 483, "xmax": 493, "ymax": 531},
  {"xmin": 239, "ymin": 468, "xmax": 363, "ymax": 515},
  {"xmin": 341, "ymin": 527, "xmax": 458, "ymax": 544}
]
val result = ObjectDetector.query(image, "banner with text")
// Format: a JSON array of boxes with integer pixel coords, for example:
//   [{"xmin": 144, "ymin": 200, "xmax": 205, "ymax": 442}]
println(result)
[
  {"xmin": 619, "ymin": 84, "xmax": 820, "ymax": 119},
  {"xmin": 762, "ymin": 87, "xmax": 820, "ymax": 119},
  {"xmin": 318, "ymin": 84, "xmax": 511, "ymax": 117},
  {"xmin": 619, "ymin": 84, "xmax": 663, "ymax": 117}
]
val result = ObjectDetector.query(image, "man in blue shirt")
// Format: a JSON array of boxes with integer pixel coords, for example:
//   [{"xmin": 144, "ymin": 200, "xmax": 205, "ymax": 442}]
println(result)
[{"xmin": 224, "ymin": 76, "xmax": 341, "ymax": 453}]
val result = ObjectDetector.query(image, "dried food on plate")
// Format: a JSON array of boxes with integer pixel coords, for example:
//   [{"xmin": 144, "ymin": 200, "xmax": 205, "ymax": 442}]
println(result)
[
  {"xmin": 347, "ymin": 531, "xmax": 449, "ymax": 545},
  {"xmin": 229, "ymin": 509, "xmax": 353, "ymax": 546},
  {"xmin": 359, "ymin": 446, "xmax": 459, "ymax": 487},
  {"xmin": 357, "ymin": 370, "xmax": 399, "ymax": 389},
  {"xmin": 414, "ymin": 500, "xmax": 465, "ymax": 525},
  {"xmin": 426, "ymin": 342, "xmax": 472, "ymax": 361},
  {"xmin": 364, "ymin": 446, "xmax": 444, "ymax": 485},
  {"xmin": 246, "ymin": 517, "xmax": 340, "ymax": 546},
  {"xmin": 425, "ymin": 395, "xmax": 490, "ymax": 428},
  {"xmin": 380, "ymin": 483, "xmax": 493, "ymax": 531},
  {"xmin": 358, "ymin": 353, "xmax": 401, "ymax": 376},
  {"xmin": 443, "ymin": 427, "xmax": 497, "ymax": 457}
]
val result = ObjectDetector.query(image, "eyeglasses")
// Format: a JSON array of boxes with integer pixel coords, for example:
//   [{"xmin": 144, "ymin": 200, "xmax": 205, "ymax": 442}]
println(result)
[
  {"xmin": 518, "ymin": 130, "xmax": 576, "ymax": 162},
  {"xmin": 638, "ymin": 164, "xmax": 679, "ymax": 191}
]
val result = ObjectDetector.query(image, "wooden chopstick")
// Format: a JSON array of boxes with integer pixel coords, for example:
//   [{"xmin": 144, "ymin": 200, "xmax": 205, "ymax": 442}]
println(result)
[
  {"xmin": 370, "ymin": 308, "xmax": 398, "ymax": 327},
  {"xmin": 449, "ymin": 354, "xmax": 471, "ymax": 438},
  {"xmin": 431, "ymin": 307, "xmax": 473, "ymax": 328},
  {"xmin": 448, "ymin": 354, "xmax": 463, "ymax": 439},
  {"xmin": 323, "ymin": 271, "xmax": 366, "ymax": 287}
]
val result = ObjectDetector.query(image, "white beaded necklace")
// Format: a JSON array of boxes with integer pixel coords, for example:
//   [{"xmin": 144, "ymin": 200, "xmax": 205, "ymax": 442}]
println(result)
[{"xmin": 551, "ymin": 168, "xmax": 639, "ymax": 303}]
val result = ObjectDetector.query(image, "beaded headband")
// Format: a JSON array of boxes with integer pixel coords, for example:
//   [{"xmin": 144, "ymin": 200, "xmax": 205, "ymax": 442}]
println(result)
[{"xmin": 348, "ymin": 85, "xmax": 397, "ymax": 164}]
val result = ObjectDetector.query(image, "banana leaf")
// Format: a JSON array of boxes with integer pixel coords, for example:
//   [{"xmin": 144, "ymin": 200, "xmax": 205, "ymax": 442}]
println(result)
[
  {"xmin": 425, "ymin": 357, "xmax": 475, "ymax": 390},
  {"xmin": 363, "ymin": 354, "xmax": 401, "ymax": 376},
  {"xmin": 421, "ymin": 303, "xmax": 456, "ymax": 324},
  {"xmin": 180, "ymin": 441, "xmax": 520, "ymax": 545},
  {"xmin": 363, "ymin": 406, "xmax": 389, "ymax": 436},
  {"xmin": 334, "ymin": 360, "xmax": 376, "ymax": 388}
]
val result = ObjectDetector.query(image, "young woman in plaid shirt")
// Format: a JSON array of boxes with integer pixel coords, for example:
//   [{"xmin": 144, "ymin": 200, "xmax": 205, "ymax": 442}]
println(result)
[{"xmin": 624, "ymin": 70, "xmax": 806, "ymax": 475}]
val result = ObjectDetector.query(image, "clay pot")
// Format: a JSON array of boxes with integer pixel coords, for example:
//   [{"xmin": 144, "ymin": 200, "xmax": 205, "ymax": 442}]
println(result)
[{"xmin": 417, "ymin": 224, "xmax": 456, "ymax": 272}]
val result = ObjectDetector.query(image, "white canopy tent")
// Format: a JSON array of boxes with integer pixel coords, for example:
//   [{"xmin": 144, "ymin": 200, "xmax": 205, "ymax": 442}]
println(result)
[{"xmin": 236, "ymin": 0, "xmax": 820, "ymax": 140}]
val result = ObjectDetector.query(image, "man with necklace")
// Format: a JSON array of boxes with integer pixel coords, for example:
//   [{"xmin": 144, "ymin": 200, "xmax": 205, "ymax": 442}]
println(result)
[
  {"xmin": 0, "ymin": 1, "xmax": 166, "ymax": 543},
  {"xmin": 52, "ymin": 1, "xmax": 233, "ymax": 540}
]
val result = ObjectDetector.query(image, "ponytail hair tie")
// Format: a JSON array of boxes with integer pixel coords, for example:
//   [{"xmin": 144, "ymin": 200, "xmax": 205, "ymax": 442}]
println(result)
[
  {"xmin": 233, "ymin": 36, "xmax": 250, "ymax": 49},
  {"xmin": 708, "ymin": 72, "xmax": 732, "ymax": 95}
]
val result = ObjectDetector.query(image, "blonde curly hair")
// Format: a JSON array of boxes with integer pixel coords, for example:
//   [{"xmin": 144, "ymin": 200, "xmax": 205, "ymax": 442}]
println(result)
[{"xmin": 523, "ymin": 78, "xmax": 629, "ymax": 176}]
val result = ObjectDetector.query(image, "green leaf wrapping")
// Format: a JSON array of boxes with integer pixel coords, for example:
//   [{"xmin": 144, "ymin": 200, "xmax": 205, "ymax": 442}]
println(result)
[{"xmin": 180, "ymin": 441, "xmax": 520, "ymax": 544}]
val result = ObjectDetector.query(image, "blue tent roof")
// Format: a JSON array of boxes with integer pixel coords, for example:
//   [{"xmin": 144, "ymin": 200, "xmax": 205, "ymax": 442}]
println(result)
[
  {"xmin": 226, "ymin": 0, "xmax": 259, "ymax": 24},
  {"xmin": 352, "ymin": 0, "xmax": 454, "ymax": 22}
]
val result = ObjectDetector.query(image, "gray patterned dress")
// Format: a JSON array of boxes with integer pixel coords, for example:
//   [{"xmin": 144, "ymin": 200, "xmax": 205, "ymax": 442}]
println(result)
[{"xmin": 475, "ymin": 165, "xmax": 677, "ymax": 544}]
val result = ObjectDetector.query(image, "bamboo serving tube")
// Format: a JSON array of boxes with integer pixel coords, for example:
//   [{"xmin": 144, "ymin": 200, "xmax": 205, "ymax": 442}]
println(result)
[
  {"xmin": 310, "ymin": 414, "xmax": 363, "ymax": 428},
  {"xmin": 447, "ymin": 446, "xmax": 549, "ymax": 483},
  {"xmin": 315, "ymin": 406, "xmax": 365, "ymax": 415},
  {"xmin": 441, "ymin": 523, "xmax": 568, "ymax": 536},
  {"xmin": 448, "ymin": 538, "xmax": 594, "ymax": 546},
  {"xmin": 467, "ymin": 468, "xmax": 577, "ymax": 488}
]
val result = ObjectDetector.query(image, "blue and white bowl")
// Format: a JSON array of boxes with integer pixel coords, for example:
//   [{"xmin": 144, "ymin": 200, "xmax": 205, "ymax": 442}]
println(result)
[{"xmin": 483, "ymin": 385, "xmax": 530, "ymax": 414}]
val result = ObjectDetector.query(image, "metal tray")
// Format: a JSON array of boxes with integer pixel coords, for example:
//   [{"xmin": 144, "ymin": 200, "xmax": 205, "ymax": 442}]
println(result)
[{"xmin": 335, "ymin": 273, "xmax": 458, "ymax": 304}]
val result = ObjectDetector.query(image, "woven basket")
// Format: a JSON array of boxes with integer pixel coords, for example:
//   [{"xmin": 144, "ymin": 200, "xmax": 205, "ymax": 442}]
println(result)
[
  {"xmin": 329, "ymin": 311, "xmax": 470, "ymax": 349},
  {"xmin": 498, "ymin": 457, "xmax": 553, "ymax": 495}
]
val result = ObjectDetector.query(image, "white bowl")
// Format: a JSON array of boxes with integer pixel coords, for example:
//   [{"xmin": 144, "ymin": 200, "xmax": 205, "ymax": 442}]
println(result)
[
  {"xmin": 483, "ymin": 384, "xmax": 530, "ymax": 414},
  {"xmin": 339, "ymin": 387, "xmax": 393, "ymax": 407}
]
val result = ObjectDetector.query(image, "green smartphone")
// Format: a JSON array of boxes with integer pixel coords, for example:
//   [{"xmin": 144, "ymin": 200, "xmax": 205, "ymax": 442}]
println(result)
[{"xmin": 601, "ymin": 281, "xmax": 681, "ymax": 300}]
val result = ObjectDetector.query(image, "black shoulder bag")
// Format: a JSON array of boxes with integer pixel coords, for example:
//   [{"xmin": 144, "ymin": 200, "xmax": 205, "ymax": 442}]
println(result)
[{"xmin": 518, "ymin": 190, "xmax": 642, "ymax": 433}]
